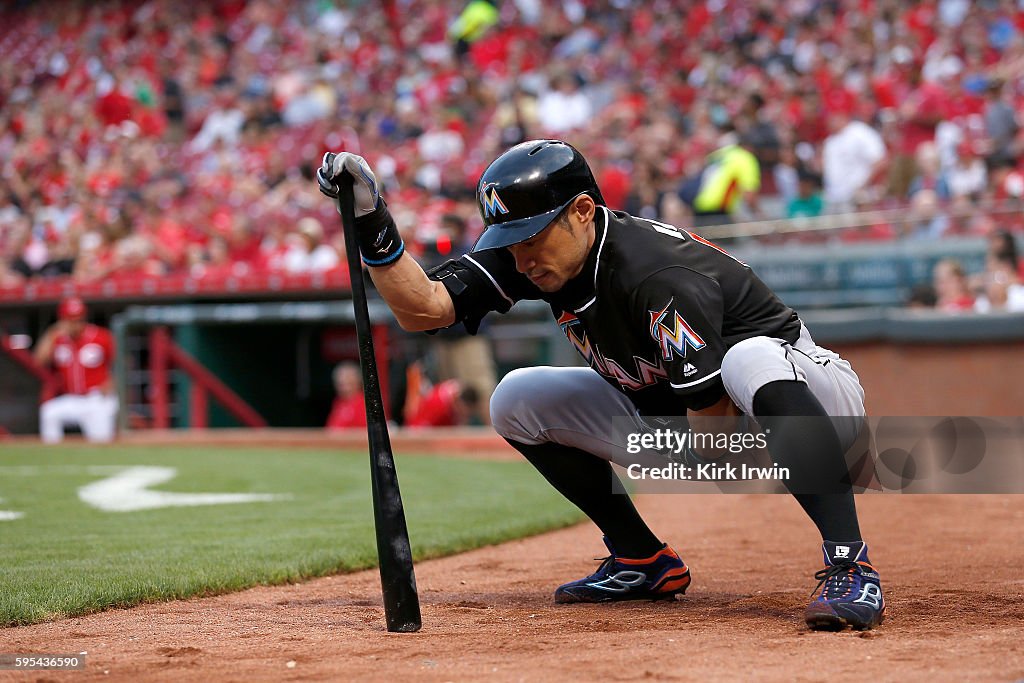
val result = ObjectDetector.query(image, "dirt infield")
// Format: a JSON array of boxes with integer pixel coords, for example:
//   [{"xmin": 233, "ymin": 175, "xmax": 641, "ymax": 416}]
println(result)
[{"xmin": 6, "ymin": 493, "xmax": 1023, "ymax": 682}]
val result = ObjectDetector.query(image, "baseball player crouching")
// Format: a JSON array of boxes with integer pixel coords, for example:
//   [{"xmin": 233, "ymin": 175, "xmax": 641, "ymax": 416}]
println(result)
[
  {"xmin": 317, "ymin": 140, "xmax": 885, "ymax": 631},
  {"xmin": 33, "ymin": 297, "xmax": 118, "ymax": 443}
]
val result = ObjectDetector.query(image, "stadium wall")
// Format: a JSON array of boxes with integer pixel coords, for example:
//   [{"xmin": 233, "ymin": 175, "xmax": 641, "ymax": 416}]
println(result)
[{"xmin": 835, "ymin": 343, "xmax": 1023, "ymax": 416}]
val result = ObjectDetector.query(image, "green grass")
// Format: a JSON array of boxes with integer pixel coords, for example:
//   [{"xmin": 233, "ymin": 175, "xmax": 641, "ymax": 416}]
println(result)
[{"xmin": 0, "ymin": 445, "xmax": 582, "ymax": 626}]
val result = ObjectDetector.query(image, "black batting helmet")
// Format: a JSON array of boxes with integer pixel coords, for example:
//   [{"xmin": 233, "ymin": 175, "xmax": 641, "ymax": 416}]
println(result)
[{"xmin": 473, "ymin": 140, "xmax": 606, "ymax": 252}]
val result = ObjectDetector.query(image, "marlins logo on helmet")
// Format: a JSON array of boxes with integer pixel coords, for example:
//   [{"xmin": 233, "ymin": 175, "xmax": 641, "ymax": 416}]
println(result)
[{"xmin": 480, "ymin": 182, "xmax": 509, "ymax": 218}]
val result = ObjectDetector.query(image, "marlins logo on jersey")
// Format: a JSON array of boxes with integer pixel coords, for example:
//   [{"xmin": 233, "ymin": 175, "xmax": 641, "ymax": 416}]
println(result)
[
  {"xmin": 649, "ymin": 298, "xmax": 706, "ymax": 361},
  {"xmin": 480, "ymin": 182, "xmax": 509, "ymax": 218}
]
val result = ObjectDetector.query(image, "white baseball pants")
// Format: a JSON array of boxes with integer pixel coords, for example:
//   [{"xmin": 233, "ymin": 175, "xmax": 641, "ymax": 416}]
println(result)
[
  {"xmin": 40, "ymin": 392, "xmax": 119, "ymax": 443},
  {"xmin": 490, "ymin": 324, "xmax": 866, "ymax": 465}
]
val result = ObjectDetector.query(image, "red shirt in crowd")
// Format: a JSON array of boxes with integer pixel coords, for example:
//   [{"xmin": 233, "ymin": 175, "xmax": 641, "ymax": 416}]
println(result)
[
  {"xmin": 52, "ymin": 325, "xmax": 115, "ymax": 395},
  {"xmin": 406, "ymin": 380, "xmax": 461, "ymax": 428},
  {"xmin": 898, "ymin": 81, "xmax": 948, "ymax": 155},
  {"xmin": 95, "ymin": 88, "xmax": 134, "ymax": 127},
  {"xmin": 939, "ymin": 295, "xmax": 976, "ymax": 313},
  {"xmin": 326, "ymin": 395, "xmax": 367, "ymax": 430}
]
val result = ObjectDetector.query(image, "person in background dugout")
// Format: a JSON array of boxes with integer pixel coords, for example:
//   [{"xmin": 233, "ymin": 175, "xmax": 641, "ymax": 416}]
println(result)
[
  {"xmin": 418, "ymin": 212, "xmax": 498, "ymax": 425},
  {"xmin": 405, "ymin": 379, "xmax": 481, "ymax": 428},
  {"xmin": 326, "ymin": 361, "xmax": 367, "ymax": 430},
  {"xmin": 33, "ymin": 297, "xmax": 118, "ymax": 443}
]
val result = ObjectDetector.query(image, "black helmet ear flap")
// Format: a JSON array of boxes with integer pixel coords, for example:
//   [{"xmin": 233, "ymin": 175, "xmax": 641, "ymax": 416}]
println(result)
[{"xmin": 473, "ymin": 140, "xmax": 604, "ymax": 252}]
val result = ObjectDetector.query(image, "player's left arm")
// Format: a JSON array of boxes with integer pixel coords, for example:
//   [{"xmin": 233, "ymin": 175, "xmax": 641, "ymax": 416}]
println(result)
[
  {"xmin": 631, "ymin": 265, "xmax": 729, "ymax": 412},
  {"xmin": 632, "ymin": 267, "xmax": 746, "ymax": 461},
  {"xmin": 32, "ymin": 322, "xmax": 64, "ymax": 366}
]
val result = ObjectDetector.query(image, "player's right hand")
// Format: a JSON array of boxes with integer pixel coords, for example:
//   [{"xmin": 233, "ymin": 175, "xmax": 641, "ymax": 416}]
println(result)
[{"xmin": 317, "ymin": 152, "xmax": 380, "ymax": 216}]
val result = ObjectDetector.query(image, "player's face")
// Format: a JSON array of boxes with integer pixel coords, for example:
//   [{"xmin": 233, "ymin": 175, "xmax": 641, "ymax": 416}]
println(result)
[
  {"xmin": 508, "ymin": 196, "xmax": 596, "ymax": 292},
  {"xmin": 335, "ymin": 366, "xmax": 362, "ymax": 397},
  {"xmin": 64, "ymin": 319, "xmax": 86, "ymax": 337}
]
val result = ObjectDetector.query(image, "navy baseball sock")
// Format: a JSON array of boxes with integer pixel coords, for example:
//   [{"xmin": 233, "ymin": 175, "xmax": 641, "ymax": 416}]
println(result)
[
  {"xmin": 752, "ymin": 380, "xmax": 862, "ymax": 542},
  {"xmin": 504, "ymin": 439, "xmax": 665, "ymax": 558}
]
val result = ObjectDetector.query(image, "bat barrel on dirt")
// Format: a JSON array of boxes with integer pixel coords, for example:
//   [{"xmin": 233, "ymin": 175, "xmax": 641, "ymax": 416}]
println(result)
[{"xmin": 336, "ymin": 172, "xmax": 422, "ymax": 633}]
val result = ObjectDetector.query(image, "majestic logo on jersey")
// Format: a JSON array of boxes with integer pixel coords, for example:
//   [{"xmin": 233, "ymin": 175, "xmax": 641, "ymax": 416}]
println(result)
[
  {"xmin": 480, "ymin": 182, "xmax": 509, "ymax": 218},
  {"xmin": 649, "ymin": 298, "xmax": 706, "ymax": 361},
  {"xmin": 557, "ymin": 312, "xmax": 669, "ymax": 391}
]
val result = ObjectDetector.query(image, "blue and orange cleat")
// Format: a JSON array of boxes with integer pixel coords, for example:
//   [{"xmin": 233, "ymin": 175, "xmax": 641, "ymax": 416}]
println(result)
[
  {"xmin": 805, "ymin": 540, "xmax": 885, "ymax": 631},
  {"xmin": 554, "ymin": 537, "xmax": 691, "ymax": 604}
]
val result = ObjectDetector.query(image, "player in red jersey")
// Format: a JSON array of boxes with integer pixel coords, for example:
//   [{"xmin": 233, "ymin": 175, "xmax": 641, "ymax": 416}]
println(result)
[{"xmin": 33, "ymin": 297, "xmax": 118, "ymax": 443}]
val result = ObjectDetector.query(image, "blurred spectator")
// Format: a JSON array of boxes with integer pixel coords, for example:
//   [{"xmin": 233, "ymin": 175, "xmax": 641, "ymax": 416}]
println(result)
[
  {"xmin": 990, "ymin": 157, "xmax": 1024, "ymax": 203},
  {"xmin": 417, "ymin": 114, "xmax": 466, "ymax": 165},
  {"xmin": 191, "ymin": 235, "xmax": 252, "ymax": 280},
  {"xmin": 983, "ymin": 80, "xmax": 1020, "ymax": 167},
  {"xmin": 677, "ymin": 131, "xmax": 761, "ymax": 227},
  {"xmin": 537, "ymin": 73, "xmax": 592, "ymax": 134},
  {"xmin": 933, "ymin": 259, "xmax": 975, "ymax": 312},
  {"xmin": 773, "ymin": 146, "xmax": 800, "ymax": 207},
  {"xmin": 822, "ymin": 111, "xmax": 887, "ymax": 212},
  {"xmin": 494, "ymin": 87, "xmax": 539, "ymax": 148},
  {"xmin": 947, "ymin": 141, "xmax": 988, "ymax": 200},
  {"xmin": 906, "ymin": 283, "xmax": 938, "ymax": 309},
  {"xmin": 33, "ymin": 297, "xmax": 118, "ymax": 443},
  {"xmin": 448, "ymin": 0, "xmax": 499, "ymax": 60},
  {"xmin": 737, "ymin": 94, "xmax": 780, "ymax": 171},
  {"xmin": 987, "ymin": 228, "xmax": 1021, "ymax": 277},
  {"xmin": 282, "ymin": 218, "xmax": 340, "ymax": 273},
  {"xmin": 974, "ymin": 254, "xmax": 1024, "ymax": 313},
  {"xmin": 405, "ymin": 379, "xmax": 480, "ymax": 428},
  {"xmin": 0, "ymin": 259, "xmax": 25, "ymax": 288},
  {"xmin": 416, "ymin": 212, "xmax": 497, "ymax": 424},
  {"xmin": 160, "ymin": 64, "xmax": 187, "ymax": 142},
  {"xmin": 282, "ymin": 76, "xmax": 336, "ymax": 127},
  {"xmin": 904, "ymin": 190, "xmax": 950, "ymax": 240},
  {"xmin": 891, "ymin": 66, "xmax": 947, "ymax": 198},
  {"xmin": 908, "ymin": 142, "xmax": 951, "ymax": 200},
  {"xmin": 108, "ymin": 235, "xmax": 166, "ymax": 280},
  {"xmin": 190, "ymin": 85, "xmax": 245, "ymax": 152},
  {"xmin": 786, "ymin": 171, "xmax": 824, "ymax": 219},
  {"xmin": 326, "ymin": 362, "xmax": 366, "ymax": 430}
]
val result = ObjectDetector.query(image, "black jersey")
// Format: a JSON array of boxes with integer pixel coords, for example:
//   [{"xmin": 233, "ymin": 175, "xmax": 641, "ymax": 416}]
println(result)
[{"xmin": 428, "ymin": 207, "xmax": 801, "ymax": 414}]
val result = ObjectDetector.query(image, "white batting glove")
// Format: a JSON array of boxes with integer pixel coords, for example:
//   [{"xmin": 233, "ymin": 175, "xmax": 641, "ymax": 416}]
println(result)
[{"xmin": 317, "ymin": 152, "xmax": 381, "ymax": 216}]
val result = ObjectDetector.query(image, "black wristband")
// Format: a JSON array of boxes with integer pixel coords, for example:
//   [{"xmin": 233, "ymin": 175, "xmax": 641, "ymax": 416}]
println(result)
[{"xmin": 355, "ymin": 200, "xmax": 405, "ymax": 266}]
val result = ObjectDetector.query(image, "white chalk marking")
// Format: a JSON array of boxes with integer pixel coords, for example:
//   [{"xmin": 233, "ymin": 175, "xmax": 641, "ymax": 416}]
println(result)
[
  {"xmin": 0, "ymin": 497, "xmax": 24, "ymax": 521},
  {"xmin": 77, "ymin": 466, "xmax": 289, "ymax": 512}
]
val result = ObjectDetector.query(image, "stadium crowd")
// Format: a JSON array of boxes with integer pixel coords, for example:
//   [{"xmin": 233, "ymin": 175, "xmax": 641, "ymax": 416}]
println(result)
[{"xmin": 1, "ymin": 0, "xmax": 1024, "ymax": 309}]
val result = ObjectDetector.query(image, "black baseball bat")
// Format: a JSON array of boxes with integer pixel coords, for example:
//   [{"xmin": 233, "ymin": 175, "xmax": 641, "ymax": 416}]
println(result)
[{"xmin": 336, "ymin": 171, "xmax": 422, "ymax": 633}]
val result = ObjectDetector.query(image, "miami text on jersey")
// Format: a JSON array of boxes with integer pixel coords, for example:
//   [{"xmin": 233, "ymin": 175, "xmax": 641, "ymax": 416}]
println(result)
[
  {"xmin": 649, "ymin": 298, "xmax": 706, "ymax": 361},
  {"xmin": 557, "ymin": 312, "xmax": 669, "ymax": 391}
]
